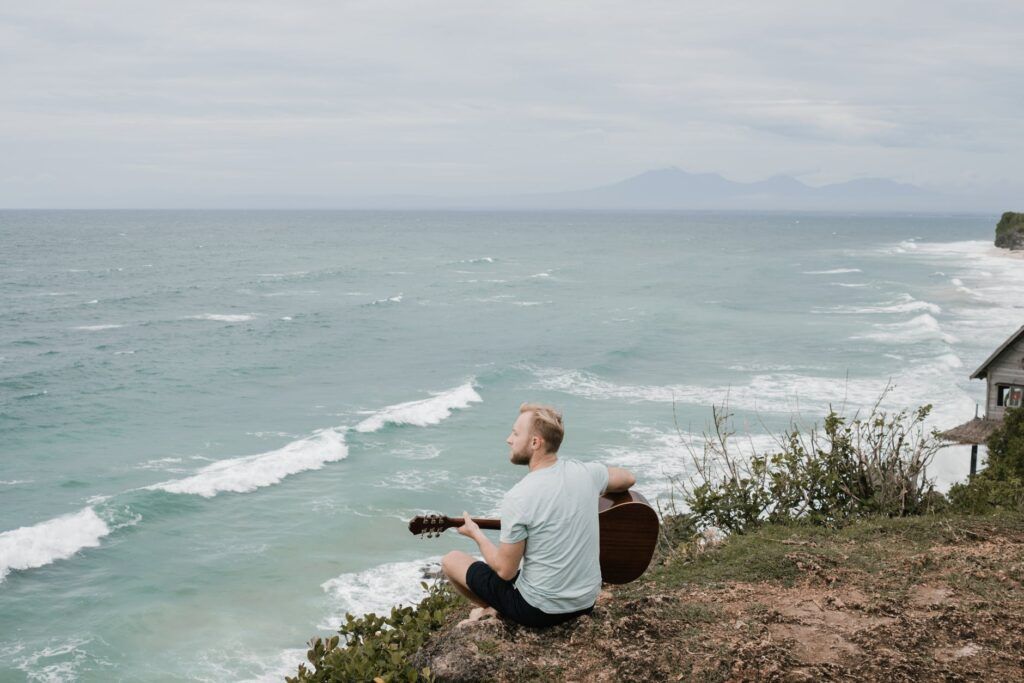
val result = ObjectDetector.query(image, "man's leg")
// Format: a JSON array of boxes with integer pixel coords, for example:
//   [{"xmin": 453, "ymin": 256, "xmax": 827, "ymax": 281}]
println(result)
[{"xmin": 441, "ymin": 550, "xmax": 490, "ymax": 608}]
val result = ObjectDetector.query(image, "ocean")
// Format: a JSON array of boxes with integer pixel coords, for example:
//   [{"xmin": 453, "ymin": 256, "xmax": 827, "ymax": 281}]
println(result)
[{"xmin": 1, "ymin": 210, "xmax": 1021, "ymax": 681}]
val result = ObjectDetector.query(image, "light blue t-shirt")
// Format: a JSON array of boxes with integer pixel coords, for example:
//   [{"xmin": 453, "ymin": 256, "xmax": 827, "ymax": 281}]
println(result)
[{"xmin": 499, "ymin": 458, "xmax": 609, "ymax": 614}]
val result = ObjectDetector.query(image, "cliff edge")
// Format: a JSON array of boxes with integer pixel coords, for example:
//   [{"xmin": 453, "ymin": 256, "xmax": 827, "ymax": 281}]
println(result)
[{"xmin": 409, "ymin": 513, "xmax": 1024, "ymax": 682}]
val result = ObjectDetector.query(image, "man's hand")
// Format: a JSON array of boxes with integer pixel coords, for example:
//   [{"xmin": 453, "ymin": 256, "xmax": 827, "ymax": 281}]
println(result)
[{"xmin": 457, "ymin": 511, "xmax": 480, "ymax": 539}]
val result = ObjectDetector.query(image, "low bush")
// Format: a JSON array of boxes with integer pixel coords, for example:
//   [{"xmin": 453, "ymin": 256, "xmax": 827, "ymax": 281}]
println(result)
[
  {"xmin": 947, "ymin": 475, "xmax": 1024, "ymax": 514},
  {"xmin": 948, "ymin": 405, "xmax": 1024, "ymax": 513},
  {"xmin": 288, "ymin": 580, "xmax": 459, "ymax": 683},
  {"xmin": 667, "ymin": 392, "xmax": 943, "ymax": 534},
  {"xmin": 982, "ymin": 405, "xmax": 1024, "ymax": 479}
]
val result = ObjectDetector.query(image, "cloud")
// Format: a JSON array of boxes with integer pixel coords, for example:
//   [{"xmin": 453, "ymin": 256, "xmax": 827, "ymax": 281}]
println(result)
[{"xmin": 1, "ymin": 1, "xmax": 1022, "ymax": 206}]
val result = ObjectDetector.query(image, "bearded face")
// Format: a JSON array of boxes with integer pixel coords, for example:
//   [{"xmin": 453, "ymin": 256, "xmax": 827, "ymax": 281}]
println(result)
[
  {"xmin": 507, "ymin": 412, "xmax": 536, "ymax": 465},
  {"xmin": 510, "ymin": 441, "xmax": 533, "ymax": 465}
]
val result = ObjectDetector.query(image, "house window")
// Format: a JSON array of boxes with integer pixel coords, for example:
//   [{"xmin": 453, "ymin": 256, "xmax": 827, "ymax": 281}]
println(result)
[{"xmin": 998, "ymin": 385, "xmax": 1024, "ymax": 408}]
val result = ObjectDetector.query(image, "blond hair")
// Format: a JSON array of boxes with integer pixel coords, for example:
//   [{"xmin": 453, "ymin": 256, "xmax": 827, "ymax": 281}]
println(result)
[{"xmin": 519, "ymin": 403, "xmax": 564, "ymax": 453}]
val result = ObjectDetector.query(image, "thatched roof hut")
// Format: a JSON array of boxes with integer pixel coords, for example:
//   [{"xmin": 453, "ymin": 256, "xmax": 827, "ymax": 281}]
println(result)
[{"xmin": 938, "ymin": 417, "xmax": 1001, "ymax": 446}]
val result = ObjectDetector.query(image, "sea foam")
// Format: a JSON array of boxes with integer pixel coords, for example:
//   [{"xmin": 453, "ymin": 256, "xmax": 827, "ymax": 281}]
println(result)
[
  {"xmin": 241, "ymin": 557, "xmax": 443, "ymax": 682},
  {"xmin": 319, "ymin": 557, "xmax": 443, "ymax": 630},
  {"xmin": 531, "ymin": 355, "xmax": 971, "ymax": 422},
  {"xmin": 802, "ymin": 268, "xmax": 862, "ymax": 275},
  {"xmin": 148, "ymin": 428, "xmax": 348, "ymax": 497},
  {"xmin": 355, "ymin": 382, "xmax": 482, "ymax": 433},
  {"xmin": 0, "ymin": 507, "xmax": 110, "ymax": 583},
  {"xmin": 842, "ymin": 294, "xmax": 942, "ymax": 316},
  {"xmin": 854, "ymin": 313, "xmax": 958, "ymax": 345},
  {"xmin": 368, "ymin": 294, "xmax": 403, "ymax": 305},
  {"xmin": 187, "ymin": 314, "xmax": 256, "ymax": 322}
]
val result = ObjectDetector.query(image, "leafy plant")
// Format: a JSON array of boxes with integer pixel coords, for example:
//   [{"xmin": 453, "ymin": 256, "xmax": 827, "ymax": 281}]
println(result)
[
  {"xmin": 982, "ymin": 405, "xmax": 1024, "ymax": 479},
  {"xmin": 948, "ymin": 406, "xmax": 1024, "ymax": 513},
  {"xmin": 288, "ymin": 579, "xmax": 458, "ymax": 683},
  {"xmin": 666, "ymin": 390, "xmax": 943, "ymax": 534}
]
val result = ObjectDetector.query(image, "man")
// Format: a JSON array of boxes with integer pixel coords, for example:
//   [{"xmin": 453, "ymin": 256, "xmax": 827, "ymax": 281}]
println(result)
[{"xmin": 441, "ymin": 403, "xmax": 636, "ymax": 627}]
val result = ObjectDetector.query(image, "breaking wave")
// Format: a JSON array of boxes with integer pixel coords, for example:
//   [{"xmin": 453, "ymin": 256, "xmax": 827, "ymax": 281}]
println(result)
[
  {"xmin": 147, "ymin": 428, "xmax": 348, "ymax": 497},
  {"xmin": 355, "ymin": 382, "xmax": 482, "ymax": 433},
  {"xmin": 0, "ymin": 508, "xmax": 111, "ymax": 584},
  {"xmin": 853, "ymin": 313, "xmax": 958, "ymax": 345}
]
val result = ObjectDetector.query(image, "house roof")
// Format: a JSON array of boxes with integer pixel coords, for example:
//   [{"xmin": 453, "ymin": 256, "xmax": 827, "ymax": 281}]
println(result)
[
  {"xmin": 938, "ymin": 417, "xmax": 1002, "ymax": 445},
  {"xmin": 970, "ymin": 323, "xmax": 1024, "ymax": 379}
]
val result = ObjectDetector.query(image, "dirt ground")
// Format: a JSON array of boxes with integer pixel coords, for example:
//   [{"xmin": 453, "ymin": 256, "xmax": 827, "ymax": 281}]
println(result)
[{"xmin": 414, "ymin": 515, "xmax": 1024, "ymax": 681}]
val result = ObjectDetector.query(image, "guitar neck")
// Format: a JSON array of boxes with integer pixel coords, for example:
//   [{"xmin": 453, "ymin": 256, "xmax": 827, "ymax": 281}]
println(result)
[{"xmin": 448, "ymin": 517, "xmax": 501, "ymax": 530}]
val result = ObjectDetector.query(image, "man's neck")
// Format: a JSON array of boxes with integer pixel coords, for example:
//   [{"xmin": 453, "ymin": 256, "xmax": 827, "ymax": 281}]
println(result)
[{"xmin": 528, "ymin": 452, "xmax": 558, "ymax": 473}]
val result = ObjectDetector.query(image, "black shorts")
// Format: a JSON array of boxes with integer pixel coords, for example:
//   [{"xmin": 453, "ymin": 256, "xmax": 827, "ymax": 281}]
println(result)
[{"xmin": 465, "ymin": 561, "xmax": 595, "ymax": 628}]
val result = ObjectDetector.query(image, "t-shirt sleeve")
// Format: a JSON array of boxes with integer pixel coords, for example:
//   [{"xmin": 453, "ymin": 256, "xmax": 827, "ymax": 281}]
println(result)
[
  {"xmin": 584, "ymin": 461, "xmax": 609, "ymax": 496},
  {"xmin": 499, "ymin": 491, "xmax": 529, "ymax": 544}
]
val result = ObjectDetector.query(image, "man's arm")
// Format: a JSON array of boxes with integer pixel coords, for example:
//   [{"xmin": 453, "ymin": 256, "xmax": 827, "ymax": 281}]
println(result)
[
  {"xmin": 606, "ymin": 466, "xmax": 636, "ymax": 493},
  {"xmin": 457, "ymin": 512, "xmax": 525, "ymax": 580}
]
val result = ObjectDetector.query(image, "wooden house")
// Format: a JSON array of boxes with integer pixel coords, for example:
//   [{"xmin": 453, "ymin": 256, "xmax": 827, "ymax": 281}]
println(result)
[
  {"xmin": 940, "ymin": 323, "xmax": 1024, "ymax": 473},
  {"xmin": 972, "ymin": 323, "xmax": 1024, "ymax": 420}
]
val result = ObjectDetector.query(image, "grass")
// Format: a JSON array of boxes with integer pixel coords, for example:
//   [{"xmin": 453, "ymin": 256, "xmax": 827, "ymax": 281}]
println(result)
[{"xmin": 636, "ymin": 511, "xmax": 1024, "ymax": 594}]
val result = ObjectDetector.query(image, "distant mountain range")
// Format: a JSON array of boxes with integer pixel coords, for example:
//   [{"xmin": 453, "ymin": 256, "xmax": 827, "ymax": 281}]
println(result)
[
  {"xmin": 494, "ymin": 168, "xmax": 940, "ymax": 211},
  {"xmin": 335, "ymin": 167, "xmax": 968, "ymax": 212},
  {"xmin": 176, "ymin": 167, "xmax": 1004, "ymax": 212}
]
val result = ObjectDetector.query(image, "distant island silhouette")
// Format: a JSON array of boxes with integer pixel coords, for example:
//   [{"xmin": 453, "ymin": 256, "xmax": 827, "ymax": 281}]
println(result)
[{"xmin": 221, "ymin": 167, "xmax": 983, "ymax": 212}]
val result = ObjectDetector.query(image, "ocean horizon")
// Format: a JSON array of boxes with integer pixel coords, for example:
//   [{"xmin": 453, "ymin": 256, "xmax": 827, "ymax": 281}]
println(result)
[{"xmin": 2, "ymin": 209, "xmax": 1021, "ymax": 681}]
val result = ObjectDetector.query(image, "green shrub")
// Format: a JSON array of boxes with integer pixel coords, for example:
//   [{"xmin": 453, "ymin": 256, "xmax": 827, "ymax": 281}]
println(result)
[
  {"xmin": 668, "ymin": 394, "xmax": 943, "ymax": 533},
  {"xmin": 947, "ymin": 475, "xmax": 1024, "ymax": 514},
  {"xmin": 984, "ymin": 405, "xmax": 1024, "ymax": 479},
  {"xmin": 995, "ymin": 211, "xmax": 1024, "ymax": 249},
  {"xmin": 947, "ymin": 406, "xmax": 1024, "ymax": 513},
  {"xmin": 288, "ymin": 580, "xmax": 459, "ymax": 683}
]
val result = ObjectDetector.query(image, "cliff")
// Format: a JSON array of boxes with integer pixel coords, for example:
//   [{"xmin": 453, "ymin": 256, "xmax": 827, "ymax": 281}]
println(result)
[
  {"xmin": 995, "ymin": 211, "xmax": 1024, "ymax": 250},
  {"xmin": 410, "ymin": 513, "xmax": 1024, "ymax": 682}
]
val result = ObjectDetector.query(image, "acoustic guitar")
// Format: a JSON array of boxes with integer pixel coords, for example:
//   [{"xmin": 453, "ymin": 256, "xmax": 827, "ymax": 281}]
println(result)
[{"xmin": 407, "ymin": 489, "xmax": 659, "ymax": 584}]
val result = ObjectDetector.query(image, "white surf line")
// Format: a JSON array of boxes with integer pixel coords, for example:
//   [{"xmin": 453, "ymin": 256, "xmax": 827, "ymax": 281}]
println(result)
[
  {"xmin": 354, "ymin": 381, "xmax": 482, "ymax": 433},
  {"xmin": 0, "ymin": 508, "xmax": 111, "ymax": 584},
  {"xmin": 531, "ymin": 355, "xmax": 971, "ymax": 424},
  {"xmin": 852, "ymin": 313, "xmax": 958, "ymax": 345},
  {"xmin": 186, "ymin": 313, "xmax": 256, "ymax": 322},
  {"xmin": 146, "ymin": 428, "xmax": 349, "ymax": 498}
]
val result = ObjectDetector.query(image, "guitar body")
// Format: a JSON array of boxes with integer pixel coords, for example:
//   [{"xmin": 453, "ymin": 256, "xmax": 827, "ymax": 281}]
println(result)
[{"xmin": 597, "ymin": 490, "xmax": 659, "ymax": 584}]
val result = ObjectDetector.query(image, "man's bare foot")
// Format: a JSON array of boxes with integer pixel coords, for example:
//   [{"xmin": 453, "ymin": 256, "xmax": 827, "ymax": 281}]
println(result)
[
  {"xmin": 456, "ymin": 606, "xmax": 497, "ymax": 628},
  {"xmin": 469, "ymin": 606, "xmax": 497, "ymax": 620}
]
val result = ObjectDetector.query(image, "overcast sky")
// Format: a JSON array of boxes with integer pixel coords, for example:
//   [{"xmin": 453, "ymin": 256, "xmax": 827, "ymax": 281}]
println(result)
[{"xmin": 2, "ymin": 1, "xmax": 1022, "ymax": 207}]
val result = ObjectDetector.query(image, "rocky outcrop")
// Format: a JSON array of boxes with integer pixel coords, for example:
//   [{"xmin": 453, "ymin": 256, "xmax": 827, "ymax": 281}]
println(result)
[{"xmin": 995, "ymin": 211, "xmax": 1024, "ymax": 250}]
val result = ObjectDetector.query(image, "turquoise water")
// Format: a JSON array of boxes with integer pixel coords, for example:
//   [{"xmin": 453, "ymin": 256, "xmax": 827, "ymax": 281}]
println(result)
[{"xmin": 1, "ymin": 210, "xmax": 1020, "ymax": 681}]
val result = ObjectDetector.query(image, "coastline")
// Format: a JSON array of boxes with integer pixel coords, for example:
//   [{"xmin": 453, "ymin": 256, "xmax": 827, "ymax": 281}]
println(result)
[{"xmin": 988, "ymin": 245, "xmax": 1024, "ymax": 260}]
